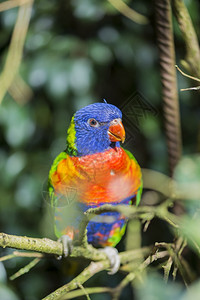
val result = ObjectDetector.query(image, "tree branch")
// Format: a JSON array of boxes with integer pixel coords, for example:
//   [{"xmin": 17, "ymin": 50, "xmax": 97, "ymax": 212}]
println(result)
[
  {"xmin": 61, "ymin": 287, "xmax": 112, "ymax": 300},
  {"xmin": 85, "ymin": 201, "xmax": 180, "ymax": 229},
  {"xmin": 0, "ymin": 250, "xmax": 44, "ymax": 262},
  {"xmin": 0, "ymin": 0, "xmax": 33, "ymax": 104},
  {"xmin": 0, "ymin": 233, "xmax": 63, "ymax": 256},
  {"xmin": 10, "ymin": 258, "xmax": 41, "ymax": 280},
  {"xmin": 0, "ymin": 198, "xmax": 185, "ymax": 300},
  {"xmin": 172, "ymin": 0, "xmax": 200, "ymax": 78},
  {"xmin": 0, "ymin": 0, "xmax": 31, "ymax": 12},
  {"xmin": 107, "ymin": 0, "xmax": 148, "ymax": 25},
  {"xmin": 0, "ymin": 232, "xmax": 152, "ymax": 263},
  {"xmin": 43, "ymin": 249, "xmax": 169, "ymax": 300}
]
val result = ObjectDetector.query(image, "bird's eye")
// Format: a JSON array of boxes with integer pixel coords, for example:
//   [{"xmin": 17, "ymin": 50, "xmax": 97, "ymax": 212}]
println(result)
[{"xmin": 88, "ymin": 118, "xmax": 99, "ymax": 127}]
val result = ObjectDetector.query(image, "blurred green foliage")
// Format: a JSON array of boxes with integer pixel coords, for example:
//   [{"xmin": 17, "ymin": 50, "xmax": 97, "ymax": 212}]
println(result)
[
  {"xmin": 0, "ymin": 0, "xmax": 200, "ymax": 299},
  {"xmin": 175, "ymin": 156, "xmax": 200, "ymax": 254}
]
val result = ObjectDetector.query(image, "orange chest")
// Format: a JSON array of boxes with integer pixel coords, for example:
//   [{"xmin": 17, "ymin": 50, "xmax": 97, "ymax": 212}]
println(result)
[{"xmin": 51, "ymin": 148, "xmax": 141, "ymax": 205}]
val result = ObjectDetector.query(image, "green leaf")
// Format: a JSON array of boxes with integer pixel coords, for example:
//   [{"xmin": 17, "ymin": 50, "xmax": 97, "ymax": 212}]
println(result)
[
  {"xmin": 0, "ymin": 284, "xmax": 20, "ymax": 300},
  {"xmin": 135, "ymin": 273, "xmax": 183, "ymax": 300},
  {"xmin": 174, "ymin": 155, "xmax": 200, "ymax": 201}
]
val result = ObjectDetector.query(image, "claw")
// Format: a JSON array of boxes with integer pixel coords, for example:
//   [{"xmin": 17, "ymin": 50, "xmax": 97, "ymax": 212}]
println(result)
[
  {"xmin": 57, "ymin": 235, "xmax": 73, "ymax": 259},
  {"xmin": 100, "ymin": 247, "xmax": 120, "ymax": 275}
]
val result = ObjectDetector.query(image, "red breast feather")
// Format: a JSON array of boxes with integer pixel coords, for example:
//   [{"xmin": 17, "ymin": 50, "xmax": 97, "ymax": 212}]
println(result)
[{"xmin": 50, "ymin": 147, "xmax": 141, "ymax": 206}]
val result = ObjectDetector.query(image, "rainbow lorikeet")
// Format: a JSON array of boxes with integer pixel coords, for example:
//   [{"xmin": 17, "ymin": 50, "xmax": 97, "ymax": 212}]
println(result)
[{"xmin": 48, "ymin": 102, "xmax": 142, "ymax": 273}]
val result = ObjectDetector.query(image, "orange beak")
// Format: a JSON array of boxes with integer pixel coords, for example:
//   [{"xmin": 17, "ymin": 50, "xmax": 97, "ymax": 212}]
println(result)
[{"xmin": 108, "ymin": 119, "xmax": 125, "ymax": 143}]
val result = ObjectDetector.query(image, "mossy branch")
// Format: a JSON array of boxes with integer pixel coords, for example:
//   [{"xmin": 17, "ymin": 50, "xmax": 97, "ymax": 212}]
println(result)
[
  {"xmin": 0, "ymin": 201, "xmax": 180, "ymax": 260},
  {"xmin": 0, "ymin": 233, "xmax": 63, "ymax": 256},
  {"xmin": 85, "ymin": 200, "xmax": 180, "ymax": 229},
  {"xmin": 0, "ymin": 197, "xmax": 189, "ymax": 300},
  {"xmin": 43, "ymin": 249, "xmax": 169, "ymax": 300},
  {"xmin": 0, "ymin": 231, "xmax": 154, "ymax": 299},
  {"xmin": 0, "ymin": 233, "xmax": 109, "ymax": 262},
  {"xmin": 172, "ymin": 0, "xmax": 200, "ymax": 78}
]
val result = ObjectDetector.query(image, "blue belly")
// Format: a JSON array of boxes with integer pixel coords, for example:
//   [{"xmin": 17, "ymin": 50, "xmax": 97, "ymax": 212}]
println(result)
[{"xmin": 83, "ymin": 196, "xmax": 133, "ymax": 247}]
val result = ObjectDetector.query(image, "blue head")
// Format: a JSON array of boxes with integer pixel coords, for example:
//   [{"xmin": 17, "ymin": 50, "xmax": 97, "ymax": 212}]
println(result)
[{"xmin": 66, "ymin": 102, "xmax": 125, "ymax": 156}]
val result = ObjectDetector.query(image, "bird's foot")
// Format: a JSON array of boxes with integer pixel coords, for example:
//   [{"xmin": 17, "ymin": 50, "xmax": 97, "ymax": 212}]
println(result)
[
  {"xmin": 57, "ymin": 235, "xmax": 73, "ymax": 260},
  {"xmin": 100, "ymin": 247, "xmax": 120, "ymax": 275}
]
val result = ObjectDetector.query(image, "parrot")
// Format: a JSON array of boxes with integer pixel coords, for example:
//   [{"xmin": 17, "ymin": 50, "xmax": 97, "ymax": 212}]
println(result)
[{"xmin": 48, "ymin": 102, "xmax": 142, "ymax": 274}]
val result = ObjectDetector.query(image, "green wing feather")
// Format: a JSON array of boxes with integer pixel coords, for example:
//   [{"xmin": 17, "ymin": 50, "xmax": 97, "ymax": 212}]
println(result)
[
  {"xmin": 48, "ymin": 151, "xmax": 67, "ymax": 207},
  {"xmin": 123, "ymin": 148, "xmax": 143, "ymax": 206}
]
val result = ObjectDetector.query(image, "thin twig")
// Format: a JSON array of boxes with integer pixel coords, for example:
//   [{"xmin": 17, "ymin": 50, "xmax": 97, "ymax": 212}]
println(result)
[
  {"xmin": 156, "ymin": 238, "xmax": 191, "ymax": 286},
  {"xmin": 107, "ymin": 0, "xmax": 148, "ymax": 25},
  {"xmin": 85, "ymin": 201, "xmax": 180, "ymax": 229},
  {"xmin": 9, "ymin": 258, "xmax": 41, "ymax": 280},
  {"xmin": 0, "ymin": 250, "xmax": 44, "ymax": 262},
  {"xmin": 13, "ymin": 250, "xmax": 45, "ymax": 258},
  {"xmin": 42, "ymin": 260, "xmax": 111, "ymax": 300},
  {"xmin": 61, "ymin": 287, "xmax": 112, "ymax": 300},
  {"xmin": 175, "ymin": 65, "xmax": 200, "ymax": 91},
  {"xmin": 0, "ymin": 253, "xmax": 16, "ymax": 262},
  {"xmin": 163, "ymin": 256, "xmax": 173, "ymax": 282},
  {"xmin": 175, "ymin": 65, "xmax": 200, "ymax": 83},
  {"xmin": 0, "ymin": 0, "xmax": 33, "ymax": 104},
  {"xmin": 44, "ymin": 250, "xmax": 169, "ymax": 300},
  {"xmin": 180, "ymin": 86, "xmax": 200, "ymax": 92},
  {"xmin": 113, "ymin": 249, "xmax": 169, "ymax": 299},
  {"xmin": 77, "ymin": 284, "xmax": 91, "ymax": 300}
]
